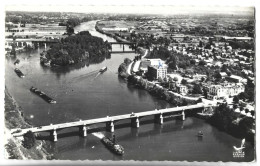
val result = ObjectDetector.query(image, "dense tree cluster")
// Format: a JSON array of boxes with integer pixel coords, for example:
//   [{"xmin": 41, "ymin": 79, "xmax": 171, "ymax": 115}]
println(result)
[
  {"xmin": 234, "ymin": 79, "xmax": 255, "ymax": 102},
  {"xmin": 209, "ymin": 103, "xmax": 255, "ymax": 143},
  {"xmin": 41, "ymin": 31, "xmax": 111, "ymax": 66},
  {"xmin": 22, "ymin": 131, "xmax": 36, "ymax": 149},
  {"xmin": 118, "ymin": 58, "xmax": 132, "ymax": 78}
]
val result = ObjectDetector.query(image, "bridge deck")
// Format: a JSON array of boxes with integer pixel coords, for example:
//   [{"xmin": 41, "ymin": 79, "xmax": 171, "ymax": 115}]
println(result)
[
  {"xmin": 109, "ymin": 42, "xmax": 136, "ymax": 44},
  {"xmin": 5, "ymin": 38, "xmax": 59, "ymax": 43},
  {"xmin": 11, "ymin": 103, "xmax": 214, "ymax": 137},
  {"xmin": 110, "ymin": 51, "xmax": 136, "ymax": 53}
]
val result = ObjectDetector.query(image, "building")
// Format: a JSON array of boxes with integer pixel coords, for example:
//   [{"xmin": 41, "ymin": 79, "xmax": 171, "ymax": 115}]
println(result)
[
  {"xmin": 226, "ymin": 75, "xmax": 247, "ymax": 83},
  {"xmin": 207, "ymin": 82, "xmax": 245, "ymax": 100},
  {"xmin": 139, "ymin": 60, "xmax": 151, "ymax": 73},
  {"xmin": 147, "ymin": 65, "xmax": 167, "ymax": 80},
  {"xmin": 177, "ymin": 85, "xmax": 188, "ymax": 94}
]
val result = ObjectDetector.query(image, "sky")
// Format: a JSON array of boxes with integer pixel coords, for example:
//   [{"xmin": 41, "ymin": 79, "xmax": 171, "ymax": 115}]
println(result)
[{"xmin": 4, "ymin": 0, "xmax": 255, "ymax": 16}]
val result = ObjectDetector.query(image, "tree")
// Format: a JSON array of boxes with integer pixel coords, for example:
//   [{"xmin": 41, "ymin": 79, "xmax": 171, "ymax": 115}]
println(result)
[
  {"xmin": 66, "ymin": 26, "xmax": 75, "ymax": 35},
  {"xmin": 173, "ymin": 77, "xmax": 178, "ymax": 82},
  {"xmin": 192, "ymin": 84, "xmax": 202, "ymax": 94},
  {"xmin": 197, "ymin": 98, "xmax": 202, "ymax": 103},
  {"xmin": 238, "ymin": 92, "xmax": 249, "ymax": 101},
  {"xmin": 209, "ymin": 103, "xmax": 236, "ymax": 131},
  {"xmin": 214, "ymin": 72, "xmax": 222, "ymax": 82},
  {"xmin": 221, "ymin": 65, "xmax": 228, "ymax": 72},
  {"xmin": 181, "ymin": 79, "xmax": 187, "ymax": 85},
  {"xmin": 245, "ymin": 108, "xmax": 249, "ymax": 115},
  {"xmin": 250, "ymin": 111, "xmax": 255, "ymax": 117},
  {"xmin": 190, "ymin": 59, "xmax": 196, "ymax": 65},
  {"xmin": 158, "ymin": 76, "xmax": 163, "ymax": 83},
  {"xmin": 124, "ymin": 58, "xmax": 132, "ymax": 65},
  {"xmin": 198, "ymin": 60, "xmax": 206, "ymax": 66},
  {"xmin": 233, "ymin": 104, "xmax": 238, "ymax": 110},
  {"xmin": 239, "ymin": 106, "xmax": 244, "ymax": 113},
  {"xmin": 202, "ymin": 87, "xmax": 208, "ymax": 98},
  {"xmin": 67, "ymin": 18, "xmax": 80, "ymax": 27},
  {"xmin": 22, "ymin": 131, "xmax": 36, "ymax": 149},
  {"xmin": 233, "ymin": 96, "xmax": 239, "ymax": 104},
  {"xmin": 181, "ymin": 100, "xmax": 188, "ymax": 106},
  {"xmin": 227, "ymin": 71, "xmax": 232, "ymax": 77}
]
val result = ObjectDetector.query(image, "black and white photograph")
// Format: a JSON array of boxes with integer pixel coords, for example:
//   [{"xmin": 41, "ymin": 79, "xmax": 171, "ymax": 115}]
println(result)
[{"xmin": 1, "ymin": 0, "xmax": 258, "ymax": 165}]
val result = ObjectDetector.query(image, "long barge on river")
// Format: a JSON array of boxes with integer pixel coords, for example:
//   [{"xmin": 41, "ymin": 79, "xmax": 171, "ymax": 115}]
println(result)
[
  {"xmin": 14, "ymin": 68, "xmax": 25, "ymax": 78},
  {"xmin": 30, "ymin": 86, "xmax": 56, "ymax": 104}
]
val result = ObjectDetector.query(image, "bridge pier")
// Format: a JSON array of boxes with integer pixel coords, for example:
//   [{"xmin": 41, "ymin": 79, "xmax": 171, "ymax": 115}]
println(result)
[
  {"xmin": 131, "ymin": 117, "xmax": 139, "ymax": 128},
  {"xmin": 106, "ymin": 121, "xmax": 114, "ymax": 132},
  {"xmin": 154, "ymin": 114, "xmax": 163, "ymax": 124},
  {"xmin": 123, "ymin": 44, "xmax": 125, "ymax": 52},
  {"xmin": 44, "ymin": 43, "xmax": 47, "ymax": 49},
  {"xmin": 50, "ymin": 129, "xmax": 58, "ymax": 142},
  {"xmin": 79, "ymin": 125, "xmax": 87, "ymax": 137},
  {"xmin": 182, "ymin": 110, "xmax": 185, "ymax": 121}
]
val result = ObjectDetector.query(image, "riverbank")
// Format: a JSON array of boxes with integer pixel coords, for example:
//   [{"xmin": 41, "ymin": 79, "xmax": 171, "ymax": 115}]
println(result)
[{"xmin": 4, "ymin": 88, "xmax": 54, "ymax": 160}]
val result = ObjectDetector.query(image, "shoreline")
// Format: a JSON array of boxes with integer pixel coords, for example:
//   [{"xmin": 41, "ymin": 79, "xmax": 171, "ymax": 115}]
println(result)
[{"xmin": 4, "ymin": 87, "xmax": 54, "ymax": 160}]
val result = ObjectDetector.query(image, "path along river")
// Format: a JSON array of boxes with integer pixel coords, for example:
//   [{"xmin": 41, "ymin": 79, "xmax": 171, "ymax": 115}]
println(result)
[{"xmin": 5, "ymin": 21, "xmax": 254, "ymax": 161}]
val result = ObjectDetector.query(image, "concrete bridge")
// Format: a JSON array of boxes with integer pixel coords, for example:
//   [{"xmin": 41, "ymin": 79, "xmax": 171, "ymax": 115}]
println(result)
[
  {"xmin": 11, "ymin": 103, "xmax": 215, "ymax": 142},
  {"xmin": 5, "ymin": 38, "xmax": 59, "ymax": 48},
  {"xmin": 109, "ymin": 42, "xmax": 137, "ymax": 53}
]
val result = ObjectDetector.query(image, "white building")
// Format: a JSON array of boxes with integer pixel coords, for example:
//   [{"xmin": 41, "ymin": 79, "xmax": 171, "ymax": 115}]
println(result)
[{"xmin": 207, "ymin": 82, "xmax": 245, "ymax": 100}]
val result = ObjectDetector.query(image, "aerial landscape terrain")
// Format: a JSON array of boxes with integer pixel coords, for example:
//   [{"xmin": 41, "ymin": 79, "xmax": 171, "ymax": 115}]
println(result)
[{"xmin": 3, "ymin": 6, "xmax": 255, "ymax": 163}]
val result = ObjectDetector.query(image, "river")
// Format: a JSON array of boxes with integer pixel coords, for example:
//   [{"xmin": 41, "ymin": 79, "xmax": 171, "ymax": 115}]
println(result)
[{"xmin": 5, "ymin": 21, "xmax": 254, "ymax": 161}]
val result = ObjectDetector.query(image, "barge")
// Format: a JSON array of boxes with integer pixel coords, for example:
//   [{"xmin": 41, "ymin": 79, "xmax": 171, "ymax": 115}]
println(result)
[
  {"xmin": 101, "ymin": 135, "xmax": 124, "ymax": 155},
  {"xmin": 30, "ymin": 86, "xmax": 56, "ymax": 104},
  {"xmin": 14, "ymin": 68, "xmax": 25, "ymax": 78}
]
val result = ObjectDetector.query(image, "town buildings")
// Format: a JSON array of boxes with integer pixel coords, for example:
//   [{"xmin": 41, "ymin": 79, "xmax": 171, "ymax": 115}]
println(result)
[{"xmin": 207, "ymin": 82, "xmax": 245, "ymax": 100}]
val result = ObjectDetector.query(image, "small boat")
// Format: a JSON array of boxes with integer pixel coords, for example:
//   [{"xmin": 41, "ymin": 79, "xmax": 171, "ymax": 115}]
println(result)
[
  {"xmin": 99, "ymin": 66, "xmax": 107, "ymax": 73},
  {"xmin": 101, "ymin": 135, "xmax": 124, "ymax": 155},
  {"xmin": 14, "ymin": 59, "xmax": 20, "ymax": 65},
  {"xmin": 14, "ymin": 68, "xmax": 25, "ymax": 78},
  {"xmin": 198, "ymin": 131, "xmax": 203, "ymax": 137}
]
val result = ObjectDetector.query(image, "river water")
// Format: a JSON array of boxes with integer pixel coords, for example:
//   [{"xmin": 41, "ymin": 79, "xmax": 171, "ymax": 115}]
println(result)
[{"xmin": 5, "ymin": 21, "xmax": 254, "ymax": 162}]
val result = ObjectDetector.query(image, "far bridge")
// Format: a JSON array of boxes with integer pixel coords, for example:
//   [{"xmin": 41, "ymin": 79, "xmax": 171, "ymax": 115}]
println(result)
[
  {"xmin": 5, "ymin": 38, "xmax": 59, "ymax": 48},
  {"xmin": 108, "ymin": 42, "xmax": 137, "ymax": 53},
  {"xmin": 11, "ymin": 103, "xmax": 215, "ymax": 142}
]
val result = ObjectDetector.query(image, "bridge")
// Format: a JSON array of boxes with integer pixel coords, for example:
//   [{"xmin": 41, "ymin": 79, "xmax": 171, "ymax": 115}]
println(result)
[
  {"xmin": 11, "ymin": 103, "xmax": 215, "ymax": 142},
  {"xmin": 5, "ymin": 38, "xmax": 59, "ymax": 48},
  {"xmin": 108, "ymin": 42, "xmax": 137, "ymax": 53}
]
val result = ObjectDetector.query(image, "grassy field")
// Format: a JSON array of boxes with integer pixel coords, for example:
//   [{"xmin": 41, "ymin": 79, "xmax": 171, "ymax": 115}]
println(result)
[{"xmin": 98, "ymin": 20, "xmax": 139, "ymax": 28}]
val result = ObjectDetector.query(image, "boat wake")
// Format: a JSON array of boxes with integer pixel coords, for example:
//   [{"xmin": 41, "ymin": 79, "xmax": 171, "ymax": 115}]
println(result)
[
  {"xmin": 92, "ymin": 73, "xmax": 101, "ymax": 81},
  {"xmin": 70, "ymin": 70, "xmax": 100, "ymax": 83},
  {"xmin": 92, "ymin": 132, "xmax": 105, "ymax": 139}
]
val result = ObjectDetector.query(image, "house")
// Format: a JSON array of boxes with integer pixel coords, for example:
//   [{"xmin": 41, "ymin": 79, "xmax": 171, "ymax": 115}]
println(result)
[
  {"xmin": 220, "ymin": 72, "xmax": 227, "ymax": 78},
  {"xmin": 177, "ymin": 85, "xmax": 188, "ymax": 94},
  {"xmin": 207, "ymin": 82, "xmax": 245, "ymax": 100},
  {"xmin": 139, "ymin": 60, "xmax": 151, "ymax": 73},
  {"xmin": 147, "ymin": 65, "xmax": 167, "ymax": 80}
]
